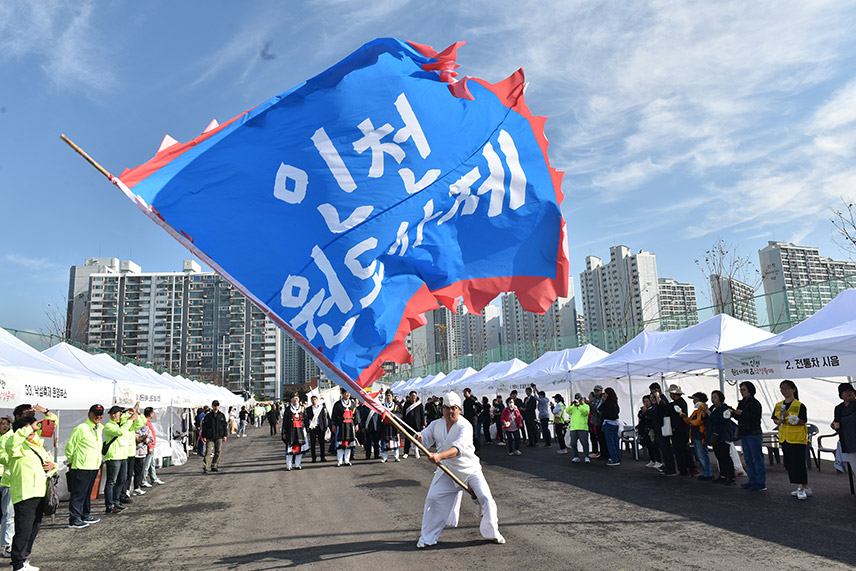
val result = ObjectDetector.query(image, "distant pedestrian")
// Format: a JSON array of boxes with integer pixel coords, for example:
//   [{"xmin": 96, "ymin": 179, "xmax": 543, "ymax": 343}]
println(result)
[
  {"xmin": 537, "ymin": 390, "xmax": 552, "ymax": 446},
  {"xmin": 142, "ymin": 407, "xmax": 165, "ymax": 487},
  {"xmin": 601, "ymin": 388, "xmax": 621, "ymax": 466},
  {"xmin": 237, "ymin": 406, "xmax": 248, "ymax": 437},
  {"xmin": 552, "ymin": 395, "xmax": 567, "ymax": 454},
  {"xmin": 565, "ymin": 393, "xmax": 590, "ymax": 463},
  {"xmin": 268, "ymin": 404, "xmax": 281, "ymax": 436},
  {"xmin": 201, "ymin": 400, "xmax": 228, "ymax": 473},
  {"xmin": 706, "ymin": 390, "xmax": 736, "ymax": 486},
  {"xmin": 501, "ymin": 398, "xmax": 522, "ymax": 456}
]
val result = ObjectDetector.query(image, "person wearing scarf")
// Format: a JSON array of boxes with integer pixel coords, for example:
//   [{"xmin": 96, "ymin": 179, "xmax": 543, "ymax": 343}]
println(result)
[{"xmin": 282, "ymin": 395, "xmax": 308, "ymax": 471}]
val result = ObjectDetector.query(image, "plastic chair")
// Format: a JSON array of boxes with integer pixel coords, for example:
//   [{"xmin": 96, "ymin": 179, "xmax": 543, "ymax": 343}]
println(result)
[
  {"xmin": 761, "ymin": 431, "xmax": 781, "ymax": 465},
  {"xmin": 620, "ymin": 426, "xmax": 639, "ymax": 461},
  {"xmin": 806, "ymin": 424, "xmax": 820, "ymax": 470},
  {"xmin": 816, "ymin": 432, "xmax": 839, "ymax": 472}
]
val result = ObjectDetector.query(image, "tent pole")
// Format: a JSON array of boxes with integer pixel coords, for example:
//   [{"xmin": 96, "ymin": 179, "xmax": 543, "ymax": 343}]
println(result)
[{"xmin": 718, "ymin": 368, "xmax": 725, "ymax": 394}]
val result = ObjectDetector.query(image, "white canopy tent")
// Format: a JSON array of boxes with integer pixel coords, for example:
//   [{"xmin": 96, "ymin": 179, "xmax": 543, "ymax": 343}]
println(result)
[
  {"xmin": 0, "ymin": 328, "xmax": 114, "ymax": 411},
  {"xmin": 496, "ymin": 345, "xmax": 610, "ymax": 395},
  {"xmin": 723, "ymin": 289, "xmax": 856, "ymax": 380},
  {"xmin": 421, "ymin": 367, "xmax": 477, "ymax": 396},
  {"xmin": 569, "ymin": 315, "xmax": 774, "ymax": 425},
  {"xmin": 448, "ymin": 359, "xmax": 528, "ymax": 393},
  {"xmin": 411, "ymin": 372, "xmax": 446, "ymax": 400}
]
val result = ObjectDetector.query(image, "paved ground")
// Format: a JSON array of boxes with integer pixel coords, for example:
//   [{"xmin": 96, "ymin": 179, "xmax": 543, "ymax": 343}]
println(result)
[{"xmin": 29, "ymin": 427, "xmax": 856, "ymax": 570}]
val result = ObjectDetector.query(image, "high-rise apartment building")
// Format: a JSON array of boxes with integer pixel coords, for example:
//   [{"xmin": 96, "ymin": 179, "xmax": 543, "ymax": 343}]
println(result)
[
  {"xmin": 405, "ymin": 306, "xmax": 457, "ymax": 371},
  {"xmin": 580, "ymin": 245, "xmax": 660, "ymax": 350},
  {"xmin": 759, "ymin": 241, "xmax": 856, "ymax": 332},
  {"xmin": 71, "ymin": 259, "xmax": 287, "ymax": 398},
  {"xmin": 657, "ymin": 278, "xmax": 698, "ymax": 330},
  {"xmin": 66, "ymin": 257, "xmax": 122, "ymax": 343},
  {"xmin": 453, "ymin": 303, "xmax": 501, "ymax": 367},
  {"xmin": 500, "ymin": 281, "xmax": 577, "ymax": 362},
  {"xmin": 710, "ymin": 275, "xmax": 758, "ymax": 326}
]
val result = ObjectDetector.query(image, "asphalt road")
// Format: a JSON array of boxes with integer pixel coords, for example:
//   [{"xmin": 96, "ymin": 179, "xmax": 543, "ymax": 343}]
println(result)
[{"xmin": 29, "ymin": 426, "xmax": 856, "ymax": 570}]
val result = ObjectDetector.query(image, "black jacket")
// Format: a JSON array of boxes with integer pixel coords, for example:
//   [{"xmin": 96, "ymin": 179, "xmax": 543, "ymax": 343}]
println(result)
[
  {"xmin": 736, "ymin": 396, "xmax": 762, "ymax": 436},
  {"xmin": 201, "ymin": 410, "xmax": 228, "ymax": 440},
  {"xmin": 522, "ymin": 394, "xmax": 537, "ymax": 421},
  {"xmin": 403, "ymin": 400, "xmax": 425, "ymax": 429},
  {"xmin": 306, "ymin": 404, "xmax": 330, "ymax": 432}
]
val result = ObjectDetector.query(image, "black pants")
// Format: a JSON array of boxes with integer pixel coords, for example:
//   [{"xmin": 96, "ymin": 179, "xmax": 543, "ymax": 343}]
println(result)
[
  {"xmin": 269, "ymin": 420, "xmax": 278, "ymax": 435},
  {"xmin": 672, "ymin": 432, "xmax": 695, "ymax": 474},
  {"xmin": 524, "ymin": 418, "xmax": 538, "ymax": 445},
  {"xmin": 539, "ymin": 418, "xmax": 552, "ymax": 446},
  {"xmin": 469, "ymin": 419, "xmax": 480, "ymax": 454},
  {"xmin": 494, "ymin": 419, "xmax": 504, "ymax": 442},
  {"xmin": 782, "ymin": 442, "xmax": 808, "ymax": 485},
  {"xmin": 481, "ymin": 419, "xmax": 492, "ymax": 444},
  {"xmin": 133, "ymin": 456, "xmax": 146, "ymax": 490},
  {"xmin": 554, "ymin": 423, "xmax": 567, "ymax": 450},
  {"xmin": 12, "ymin": 496, "xmax": 45, "ymax": 570},
  {"xmin": 67, "ymin": 468, "xmax": 98, "ymax": 522},
  {"xmin": 403, "ymin": 424, "xmax": 420, "ymax": 455},
  {"xmin": 713, "ymin": 441, "xmax": 734, "ymax": 479},
  {"xmin": 590, "ymin": 425, "xmax": 599, "ymax": 454},
  {"xmin": 657, "ymin": 434, "xmax": 677, "ymax": 474},
  {"xmin": 363, "ymin": 430, "xmax": 380, "ymax": 459},
  {"xmin": 121, "ymin": 457, "xmax": 134, "ymax": 498},
  {"xmin": 309, "ymin": 428, "xmax": 326, "ymax": 461}
]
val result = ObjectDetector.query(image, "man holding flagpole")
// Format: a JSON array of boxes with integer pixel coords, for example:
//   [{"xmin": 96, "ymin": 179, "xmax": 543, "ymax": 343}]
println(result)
[{"xmin": 415, "ymin": 391, "xmax": 504, "ymax": 548}]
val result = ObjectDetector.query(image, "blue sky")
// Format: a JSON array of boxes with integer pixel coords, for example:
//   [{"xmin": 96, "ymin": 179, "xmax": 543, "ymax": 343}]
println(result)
[{"xmin": 3, "ymin": 1, "xmax": 856, "ymax": 333}]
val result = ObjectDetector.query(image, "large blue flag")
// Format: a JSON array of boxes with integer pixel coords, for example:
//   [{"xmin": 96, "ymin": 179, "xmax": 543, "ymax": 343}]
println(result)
[{"xmin": 117, "ymin": 38, "xmax": 568, "ymax": 391}]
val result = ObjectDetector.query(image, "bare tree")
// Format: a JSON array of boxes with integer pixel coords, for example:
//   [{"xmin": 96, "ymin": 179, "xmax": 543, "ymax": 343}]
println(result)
[
  {"xmin": 831, "ymin": 200, "xmax": 856, "ymax": 255},
  {"xmin": 695, "ymin": 238, "xmax": 760, "ymax": 324},
  {"xmin": 42, "ymin": 295, "xmax": 83, "ymax": 344}
]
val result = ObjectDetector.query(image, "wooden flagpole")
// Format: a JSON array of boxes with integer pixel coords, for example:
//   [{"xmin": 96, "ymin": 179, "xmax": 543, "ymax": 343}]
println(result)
[{"xmin": 59, "ymin": 134, "xmax": 477, "ymax": 500}]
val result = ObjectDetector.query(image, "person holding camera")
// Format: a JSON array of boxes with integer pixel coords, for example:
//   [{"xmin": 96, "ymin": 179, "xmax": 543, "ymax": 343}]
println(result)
[
  {"xmin": 565, "ymin": 394, "xmax": 590, "ymax": 463},
  {"xmin": 6, "ymin": 404, "xmax": 58, "ymax": 571},
  {"xmin": 773, "ymin": 380, "xmax": 810, "ymax": 499},
  {"xmin": 65, "ymin": 404, "xmax": 105, "ymax": 528}
]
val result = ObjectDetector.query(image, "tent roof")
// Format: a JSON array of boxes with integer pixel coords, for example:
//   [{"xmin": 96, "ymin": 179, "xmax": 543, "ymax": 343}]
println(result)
[
  {"xmin": 571, "ymin": 314, "xmax": 773, "ymax": 381},
  {"xmin": 501, "ymin": 345, "xmax": 609, "ymax": 385},
  {"xmin": 0, "ymin": 330, "xmax": 99, "ymax": 379},
  {"xmin": 722, "ymin": 288, "xmax": 856, "ymax": 379},
  {"xmin": 450, "ymin": 359, "xmax": 527, "ymax": 389}
]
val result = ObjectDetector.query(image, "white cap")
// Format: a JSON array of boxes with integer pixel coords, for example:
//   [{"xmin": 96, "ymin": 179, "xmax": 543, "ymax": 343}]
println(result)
[{"xmin": 444, "ymin": 391, "xmax": 462, "ymax": 409}]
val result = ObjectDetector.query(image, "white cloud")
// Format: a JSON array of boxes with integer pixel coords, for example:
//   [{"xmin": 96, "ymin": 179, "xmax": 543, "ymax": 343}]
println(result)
[
  {"xmin": 4, "ymin": 254, "xmax": 62, "ymax": 270},
  {"xmin": 0, "ymin": 0, "xmax": 115, "ymax": 92}
]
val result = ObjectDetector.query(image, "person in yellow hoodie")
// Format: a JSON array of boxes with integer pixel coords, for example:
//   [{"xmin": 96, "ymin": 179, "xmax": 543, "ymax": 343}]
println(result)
[
  {"xmin": 102, "ymin": 405, "xmax": 141, "ymax": 514},
  {"xmin": 6, "ymin": 403, "xmax": 58, "ymax": 571},
  {"xmin": 64, "ymin": 404, "xmax": 105, "ymax": 529},
  {"xmin": 0, "ymin": 416, "xmax": 14, "ymax": 558}
]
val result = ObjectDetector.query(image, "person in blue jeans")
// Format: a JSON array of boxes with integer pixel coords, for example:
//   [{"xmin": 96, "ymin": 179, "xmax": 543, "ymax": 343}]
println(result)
[
  {"xmin": 600, "ymin": 388, "xmax": 621, "ymax": 466},
  {"xmin": 688, "ymin": 392, "xmax": 713, "ymax": 480},
  {"xmin": 734, "ymin": 381, "xmax": 766, "ymax": 491}
]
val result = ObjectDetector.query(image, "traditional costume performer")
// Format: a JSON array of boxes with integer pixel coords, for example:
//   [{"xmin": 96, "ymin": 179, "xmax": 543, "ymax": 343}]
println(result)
[
  {"xmin": 331, "ymin": 391, "xmax": 358, "ymax": 466},
  {"xmin": 281, "ymin": 398, "xmax": 308, "ymax": 470},
  {"xmin": 380, "ymin": 391, "xmax": 403, "ymax": 462},
  {"xmin": 306, "ymin": 398, "xmax": 330, "ymax": 462},
  {"xmin": 417, "ymin": 392, "xmax": 504, "ymax": 548}
]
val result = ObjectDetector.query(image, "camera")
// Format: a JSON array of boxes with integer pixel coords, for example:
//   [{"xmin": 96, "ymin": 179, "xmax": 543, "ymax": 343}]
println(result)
[{"xmin": 39, "ymin": 419, "xmax": 55, "ymax": 438}]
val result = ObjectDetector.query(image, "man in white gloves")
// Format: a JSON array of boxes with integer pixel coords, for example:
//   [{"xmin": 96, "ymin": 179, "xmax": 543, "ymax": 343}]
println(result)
[{"xmin": 415, "ymin": 391, "xmax": 505, "ymax": 548}]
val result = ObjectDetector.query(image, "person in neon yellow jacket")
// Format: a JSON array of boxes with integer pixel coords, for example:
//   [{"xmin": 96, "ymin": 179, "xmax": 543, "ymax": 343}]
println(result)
[
  {"xmin": 64, "ymin": 404, "xmax": 105, "ymax": 528},
  {"xmin": 565, "ymin": 394, "xmax": 591, "ymax": 463},
  {"xmin": 102, "ymin": 405, "xmax": 142, "ymax": 513},
  {"xmin": 5, "ymin": 404, "xmax": 58, "ymax": 571},
  {"xmin": 0, "ymin": 416, "xmax": 14, "ymax": 557}
]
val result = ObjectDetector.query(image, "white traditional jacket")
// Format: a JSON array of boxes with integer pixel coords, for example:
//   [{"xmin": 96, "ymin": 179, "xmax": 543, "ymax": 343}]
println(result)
[{"xmin": 419, "ymin": 416, "xmax": 481, "ymax": 481}]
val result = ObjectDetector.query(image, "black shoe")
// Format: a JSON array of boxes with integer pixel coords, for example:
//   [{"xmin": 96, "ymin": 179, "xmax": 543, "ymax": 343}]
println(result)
[
  {"xmin": 320, "ymin": 458, "xmax": 327, "ymax": 462},
  {"xmin": 119, "ymin": 496, "xmax": 132, "ymax": 504},
  {"xmin": 296, "ymin": 466, "xmax": 302, "ymax": 470},
  {"xmin": 723, "ymin": 478, "xmax": 736, "ymax": 486},
  {"xmin": 105, "ymin": 506, "xmax": 118, "ymax": 514},
  {"xmin": 114, "ymin": 504, "xmax": 128, "ymax": 512},
  {"xmin": 211, "ymin": 467, "xmax": 220, "ymax": 472},
  {"xmin": 712, "ymin": 477, "xmax": 726, "ymax": 484},
  {"xmin": 311, "ymin": 459, "xmax": 317, "ymax": 463},
  {"xmin": 203, "ymin": 468, "xmax": 208, "ymax": 473}
]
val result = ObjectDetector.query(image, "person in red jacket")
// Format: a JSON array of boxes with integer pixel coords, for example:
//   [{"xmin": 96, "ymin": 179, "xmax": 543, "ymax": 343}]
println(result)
[{"xmin": 501, "ymin": 398, "xmax": 523, "ymax": 456}]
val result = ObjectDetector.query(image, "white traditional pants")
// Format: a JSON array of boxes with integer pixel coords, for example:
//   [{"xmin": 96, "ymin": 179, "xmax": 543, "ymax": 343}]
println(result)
[{"xmin": 418, "ymin": 469, "xmax": 502, "ymax": 546}]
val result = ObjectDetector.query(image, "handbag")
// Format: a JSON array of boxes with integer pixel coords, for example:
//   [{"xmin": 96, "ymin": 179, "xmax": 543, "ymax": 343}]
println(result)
[
  {"xmin": 102, "ymin": 435, "xmax": 119, "ymax": 456},
  {"xmin": 662, "ymin": 417, "xmax": 673, "ymax": 438}
]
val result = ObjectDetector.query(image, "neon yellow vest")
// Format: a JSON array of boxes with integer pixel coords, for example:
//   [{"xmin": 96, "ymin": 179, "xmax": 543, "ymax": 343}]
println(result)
[{"xmin": 774, "ymin": 399, "xmax": 807, "ymax": 444}]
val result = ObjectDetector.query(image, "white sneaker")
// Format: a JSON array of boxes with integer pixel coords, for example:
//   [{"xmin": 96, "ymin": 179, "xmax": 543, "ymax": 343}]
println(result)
[
  {"xmin": 416, "ymin": 541, "xmax": 427, "ymax": 549},
  {"xmin": 645, "ymin": 461, "xmax": 656, "ymax": 468},
  {"xmin": 154, "ymin": 479, "xmax": 166, "ymax": 485},
  {"xmin": 394, "ymin": 457, "xmax": 400, "ymax": 462},
  {"xmin": 24, "ymin": 562, "xmax": 39, "ymax": 571},
  {"xmin": 653, "ymin": 462, "xmax": 664, "ymax": 469},
  {"xmin": 571, "ymin": 457, "xmax": 581, "ymax": 463},
  {"xmin": 796, "ymin": 488, "xmax": 807, "ymax": 500},
  {"xmin": 584, "ymin": 457, "xmax": 591, "ymax": 464},
  {"xmin": 132, "ymin": 488, "xmax": 146, "ymax": 496},
  {"xmin": 508, "ymin": 452, "xmax": 514, "ymax": 456},
  {"xmin": 514, "ymin": 450, "xmax": 522, "ymax": 456},
  {"xmin": 791, "ymin": 487, "xmax": 813, "ymax": 497},
  {"xmin": 1, "ymin": 546, "xmax": 10, "ymax": 558},
  {"xmin": 141, "ymin": 482, "xmax": 152, "ymax": 488},
  {"xmin": 493, "ymin": 536, "xmax": 506, "ymax": 544},
  {"xmin": 402, "ymin": 454, "xmax": 409, "ymax": 459},
  {"xmin": 381, "ymin": 458, "xmax": 387, "ymax": 463},
  {"xmin": 557, "ymin": 449, "xmax": 568, "ymax": 454}
]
